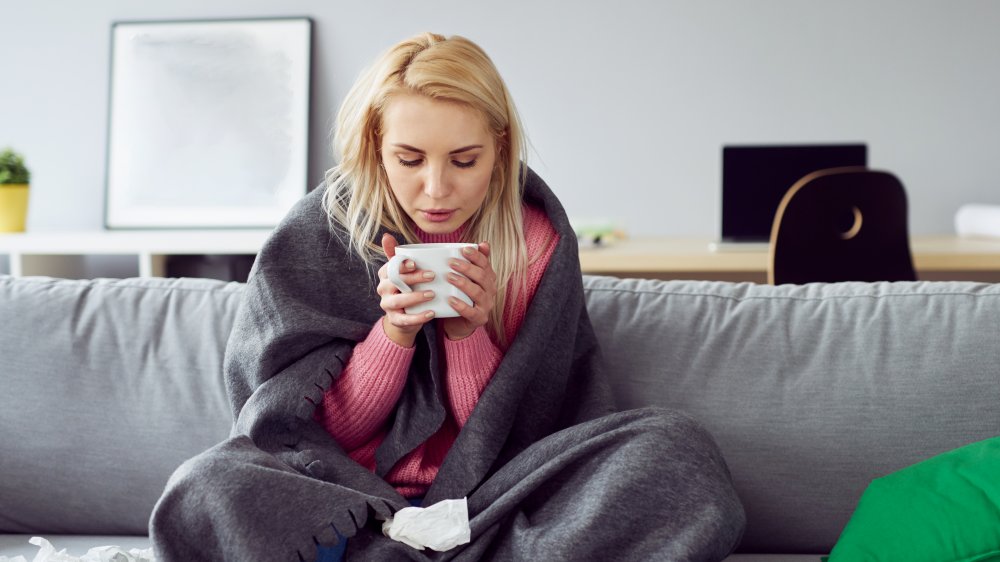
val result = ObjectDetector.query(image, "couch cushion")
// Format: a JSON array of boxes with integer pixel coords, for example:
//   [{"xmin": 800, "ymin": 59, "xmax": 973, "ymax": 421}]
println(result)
[
  {"xmin": 827, "ymin": 435, "xmax": 1000, "ymax": 561},
  {"xmin": 0, "ymin": 276, "xmax": 240, "ymax": 534},
  {"xmin": 582, "ymin": 276, "xmax": 1000, "ymax": 554}
]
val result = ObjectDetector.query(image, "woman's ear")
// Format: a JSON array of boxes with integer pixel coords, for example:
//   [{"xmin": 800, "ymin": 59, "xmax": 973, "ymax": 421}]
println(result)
[{"xmin": 495, "ymin": 129, "xmax": 507, "ymax": 155}]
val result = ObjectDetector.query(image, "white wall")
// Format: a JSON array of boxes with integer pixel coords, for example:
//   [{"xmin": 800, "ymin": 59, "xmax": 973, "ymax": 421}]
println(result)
[{"xmin": 3, "ymin": 0, "xmax": 999, "ymax": 236}]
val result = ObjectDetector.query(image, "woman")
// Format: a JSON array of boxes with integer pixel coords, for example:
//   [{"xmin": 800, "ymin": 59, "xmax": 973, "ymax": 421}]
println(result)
[{"xmin": 150, "ymin": 33, "xmax": 744, "ymax": 561}]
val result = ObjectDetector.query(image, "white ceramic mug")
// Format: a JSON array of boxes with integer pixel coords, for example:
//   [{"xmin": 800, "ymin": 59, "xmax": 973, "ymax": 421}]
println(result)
[{"xmin": 386, "ymin": 243, "xmax": 477, "ymax": 318}]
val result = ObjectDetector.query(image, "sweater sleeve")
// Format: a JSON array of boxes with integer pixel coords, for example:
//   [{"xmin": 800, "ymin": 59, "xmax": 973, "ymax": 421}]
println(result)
[
  {"xmin": 443, "ymin": 327, "xmax": 503, "ymax": 427},
  {"xmin": 313, "ymin": 319, "xmax": 414, "ymax": 450}
]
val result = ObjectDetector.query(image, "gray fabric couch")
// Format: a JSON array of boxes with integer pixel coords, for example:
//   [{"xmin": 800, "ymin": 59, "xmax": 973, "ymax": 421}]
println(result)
[{"xmin": 2, "ymin": 274, "xmax": 998, "ymax": 561}]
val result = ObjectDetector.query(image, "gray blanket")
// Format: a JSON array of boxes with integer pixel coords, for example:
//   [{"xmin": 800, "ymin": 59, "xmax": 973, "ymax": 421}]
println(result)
[{"xmin": 149, "ymin": 170, "xmax": 745, "ymax": 561}]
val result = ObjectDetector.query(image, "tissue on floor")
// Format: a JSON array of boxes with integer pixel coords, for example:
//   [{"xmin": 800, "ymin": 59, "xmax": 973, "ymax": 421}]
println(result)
[
  {"xmin": 955, "ymin": 204, "xmax": 1000, "ymax": 238},
  {"xmin": 0, "ymin": 536, "xmax": 155, "ymax": 562},
  {"xmin": 382, "ymin": 497, "xmax": 471, "ymax": 552}
]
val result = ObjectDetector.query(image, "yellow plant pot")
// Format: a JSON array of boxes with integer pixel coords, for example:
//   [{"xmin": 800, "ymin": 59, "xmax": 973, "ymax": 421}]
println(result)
[{"xmin": 0, "ymin": 183, "xmax": 29, "ymax": 232}]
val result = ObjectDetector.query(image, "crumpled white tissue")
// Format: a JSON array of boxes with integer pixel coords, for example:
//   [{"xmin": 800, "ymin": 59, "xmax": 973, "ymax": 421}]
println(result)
[
  {"xmin": 0, "ymin": 537, "xmax": 155, "ymax": 562},
  {"xmin": 381, "ymin": 497, "xmax": 471, "ymax": 551}
]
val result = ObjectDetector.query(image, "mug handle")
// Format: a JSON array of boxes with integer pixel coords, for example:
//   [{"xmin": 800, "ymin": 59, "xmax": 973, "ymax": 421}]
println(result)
[{"xmin": 386, "ymin": 255, "xmax": 412, "ymax": 294}]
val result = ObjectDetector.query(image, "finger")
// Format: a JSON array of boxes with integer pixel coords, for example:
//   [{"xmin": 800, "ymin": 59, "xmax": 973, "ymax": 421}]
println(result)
[
  {"xmin": 382, "ymin": 289, "xmax": 436, "ymax": 312},
  {"xmin": 400, "ymin": 268, "xmax": 435, "ymax": 285},
  {"xmin": 446, "ymin": 271, "xmax": 489, "ymax": 306},
  {"xmin": 464, "ymin": 242, "xmax": 492, "ymax": 266},
  {"xmin": 380, "ymin": 258, "xmax": 419, "ymax": 284},
  {"xmin": 378, "ymin": 271, "xmax": 431, "ymax": 297},
  {"xmin": 448, "ymin": 258, "xmax": 495, "ymax": 295},
  {"xmin": 459, "ymin": 244, "xmax": 490, "ymax": 269},
  {"xmin": 447, "ymin": 295, "xmax": 488, "ymax": 324},
  {"xmin": 387, "ymin": 309, "xmax": 436, "ymax": 328},
  {"xmin": 447, "ymin": 264, "xmax": 484, "ymax": 295},
  {"xmin": 382, "ymin": 233, "xmax": 399, "ymax": 259},
  {"xmin": 377, "ymin": 277, "xmax": 400, "ymax": 297}
]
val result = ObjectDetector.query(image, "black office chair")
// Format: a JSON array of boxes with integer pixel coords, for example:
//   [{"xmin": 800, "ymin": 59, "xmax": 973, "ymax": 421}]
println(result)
[{"xmin": 768, "ymin": 166, "xmax": 917, "ymax": 285}]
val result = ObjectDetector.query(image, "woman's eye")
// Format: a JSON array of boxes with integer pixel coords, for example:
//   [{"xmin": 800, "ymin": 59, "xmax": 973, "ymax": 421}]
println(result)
[
  {"xmin": 453, "ymin": 159, "xmax": 477, "ymax": 169},
  {"xmin": 397, "ymin": 157, "xmax": 422, "ymax": 168}
]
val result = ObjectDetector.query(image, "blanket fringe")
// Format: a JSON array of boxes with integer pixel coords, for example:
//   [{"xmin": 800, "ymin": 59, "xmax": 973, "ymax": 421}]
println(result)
[{"xmin": 296, "ymin": 497, "xmax": 399, "ymax": 561}]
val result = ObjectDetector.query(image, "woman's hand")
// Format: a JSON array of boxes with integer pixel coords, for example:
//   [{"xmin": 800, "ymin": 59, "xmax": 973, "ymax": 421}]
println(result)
[
  {"xmin": 441, "ymin": 242, "xmax": 497, "ymax": 341},
  {"xmin": 377, "ymin": 233, "xmax": 437, "ymax": 348}
]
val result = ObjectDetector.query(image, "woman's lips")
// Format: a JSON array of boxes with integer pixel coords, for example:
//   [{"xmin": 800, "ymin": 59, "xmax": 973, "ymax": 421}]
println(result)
[{"xmin": 421, "ymin": 209, "xmax": 456, "ymax": 223}]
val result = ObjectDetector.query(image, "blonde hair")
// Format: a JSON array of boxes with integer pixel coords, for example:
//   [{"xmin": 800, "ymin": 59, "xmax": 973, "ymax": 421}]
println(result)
[{"xmin": 323, "ymin": 33, "xmax": 529, "ymax": 347}]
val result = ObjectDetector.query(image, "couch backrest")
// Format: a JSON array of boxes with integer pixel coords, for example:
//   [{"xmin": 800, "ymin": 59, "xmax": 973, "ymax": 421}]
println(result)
[
  {"xmin": 582, "ymin": 275, "xmax": 1000, "ymax": 553},
  {"xmin": 0, "ymin": 276, "xmax": 240, "ymax": 535},
  {"xmin": 4, "ymin": 274, "xmax": 999, "ymax": 553}
]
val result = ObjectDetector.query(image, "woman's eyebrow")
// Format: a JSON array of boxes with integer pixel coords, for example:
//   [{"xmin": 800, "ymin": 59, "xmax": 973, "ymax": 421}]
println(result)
[
  {"xmin": 391, "ymin": 143, "xmax": 424, "ymax": 154},
  {"xmin": 449, "ymin": 145, "xmax": 483, "ymax": 155},
  {"xmin": 390, "ymin": 143, "xmax": 483, "ymax": 155}
]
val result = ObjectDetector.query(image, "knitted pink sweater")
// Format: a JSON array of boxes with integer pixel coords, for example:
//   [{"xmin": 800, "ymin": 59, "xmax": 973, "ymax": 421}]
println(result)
[{"xmin": 314, "ymin": 205, "xmax": 558, "ymax": 497}]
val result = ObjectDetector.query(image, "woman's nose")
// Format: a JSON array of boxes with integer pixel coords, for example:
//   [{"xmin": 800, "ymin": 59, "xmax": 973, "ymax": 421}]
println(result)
[{"xmin": 422, "ymin": 163, "xmax": 451, "ymax": 199}]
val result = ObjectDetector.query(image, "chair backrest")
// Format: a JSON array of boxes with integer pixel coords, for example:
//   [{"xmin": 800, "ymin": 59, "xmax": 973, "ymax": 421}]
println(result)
[{"xmin": 768, "ymin": 166, "xmax": 917, "ymax": 284}]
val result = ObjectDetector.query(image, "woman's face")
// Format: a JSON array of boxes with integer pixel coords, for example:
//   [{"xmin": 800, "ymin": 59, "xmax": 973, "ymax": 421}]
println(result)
[{"xmin": 380, "ymin": 92, "xmax": 497, "ymax": 235}]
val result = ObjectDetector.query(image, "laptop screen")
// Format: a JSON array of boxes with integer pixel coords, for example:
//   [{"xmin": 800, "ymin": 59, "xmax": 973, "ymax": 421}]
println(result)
[{"xmin": 721, "ymin": 144, "xmax": 867, "ymax": 242}]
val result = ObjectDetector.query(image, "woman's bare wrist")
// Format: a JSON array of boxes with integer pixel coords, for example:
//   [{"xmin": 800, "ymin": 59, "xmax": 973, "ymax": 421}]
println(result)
[{"xmin": 382, "ymin": 317, "xmax": 418, "ymax": 348}]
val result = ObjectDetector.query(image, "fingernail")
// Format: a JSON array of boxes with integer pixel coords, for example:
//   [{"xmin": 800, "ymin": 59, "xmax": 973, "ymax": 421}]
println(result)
[
  {"xmin": 447, "ymin": 273, "xmax": 461, "ymax": 282},
  {"xmin": 423, "ymin": 291, "xmax": 434, "ymax": 300},
  {"xmin": 448, "ymin": 297, "xmax": 461, "ymax": 306},
  {"xmin": 449, "ymin": 259, "xmax": 463, "ymax": 269},
  {"xmin": 422, "ymin": 271, "xmax": 435, "ymax": 280},
  {"xmin": 424, "ymin": 311, "xmax": 435, "ymax": 318},
  {"xmin": 463, "ymin": 247, "xmax": 474, "ymax": 255},
  {"xmin": 405, "ymin": 260, "xmax": 415, "ymax": 270}
]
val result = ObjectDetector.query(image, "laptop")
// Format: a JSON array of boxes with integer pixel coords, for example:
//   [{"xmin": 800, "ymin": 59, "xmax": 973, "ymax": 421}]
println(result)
[{"xmin": 712, "ymin": 144, "xmax": 867, "ymax": 251}]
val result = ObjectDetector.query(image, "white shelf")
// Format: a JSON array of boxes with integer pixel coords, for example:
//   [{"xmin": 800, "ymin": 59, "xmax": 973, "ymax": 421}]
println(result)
[
  {"xmin": 0, "ymin": 230, "xmax": 272, "ymax": 254},
  {"xmin": 0, "ymin": 230, "xmax": 272, "ymax": 279}
]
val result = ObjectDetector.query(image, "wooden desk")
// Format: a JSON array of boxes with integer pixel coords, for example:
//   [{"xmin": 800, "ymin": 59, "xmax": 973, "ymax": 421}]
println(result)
[
  {"xmin": 579, "ymin": 235, "xmax": 1000, "ymax": 283},
  {"xmin": 3, "ymin": 232, "xmax": 999, "ymax": 283}
]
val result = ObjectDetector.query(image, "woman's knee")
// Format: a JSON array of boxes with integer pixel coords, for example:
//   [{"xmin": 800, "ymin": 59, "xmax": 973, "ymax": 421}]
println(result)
[{"xmin": 621, "ymin": 407, "xmax": 720, "ymax": 451}]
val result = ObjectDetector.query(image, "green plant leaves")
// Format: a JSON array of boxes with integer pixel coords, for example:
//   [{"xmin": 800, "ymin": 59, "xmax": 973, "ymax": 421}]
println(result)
[{"xmin": 0, "ymin": 147, "xmax": 30, "ymax": 184}]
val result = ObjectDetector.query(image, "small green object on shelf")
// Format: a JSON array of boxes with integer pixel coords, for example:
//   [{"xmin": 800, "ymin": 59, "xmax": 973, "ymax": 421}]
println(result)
[
  {"xmin": 0, "ymin": 147, "xmax": 31, "ymax": 185},
  {"xmin": 572, "ymin": 219, "xmax": 626, "ymax": 248},
  {"xmin": 0, "ymin": 147, "xmax": 31, "ymax": 232}
]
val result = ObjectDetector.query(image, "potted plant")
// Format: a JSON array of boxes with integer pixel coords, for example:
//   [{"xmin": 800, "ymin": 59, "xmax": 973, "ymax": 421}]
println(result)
[{"xmin": 0, "ymin": 147, "xmax": 30, "ymax": 232}]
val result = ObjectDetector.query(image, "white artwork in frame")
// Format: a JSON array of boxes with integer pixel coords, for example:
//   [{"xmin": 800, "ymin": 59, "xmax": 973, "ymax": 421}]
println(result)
[{"xmin": 105, "ymin": 18, "xmax": 312, "ymax": 229}]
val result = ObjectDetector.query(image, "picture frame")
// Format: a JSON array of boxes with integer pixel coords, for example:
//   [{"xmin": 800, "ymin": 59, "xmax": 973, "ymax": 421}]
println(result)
[{"xmin": 104, "ymin": 17, "xmax": 312, "ymax": 229}]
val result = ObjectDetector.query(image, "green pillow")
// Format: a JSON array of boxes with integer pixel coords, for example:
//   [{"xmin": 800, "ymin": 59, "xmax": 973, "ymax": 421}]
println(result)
[{"xmin": 828, "ymin": 435, "xmax": 1000, "ymax": 562}]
